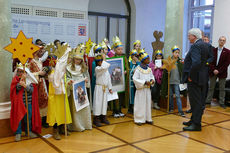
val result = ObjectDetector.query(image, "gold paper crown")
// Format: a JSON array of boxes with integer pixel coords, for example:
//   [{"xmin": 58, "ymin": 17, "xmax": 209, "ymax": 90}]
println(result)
[
  {"xmin": 94, "ymin": 44, "xmax": 102, "ymax": 53},
  {"xmin": 16, "ymin": 63, "xmax": 29, "ymax": 69},
  {"xmin": 130, "ymin": 49, "xmax": 138, "ymax": 56},
  {"xmin": 155, "ymin": 50, "xmax": 163, "ymax": 55},
  {"xmin": 138, "ymin": 48, "xmax": 145, "ymax": 54},
  {"xmin": 171, "ymin": 45, "xmax": 180, "ymax": 52},
  {"xmin": 100, "ymin": 41, "xmax": 107, "ymax": 49},
  {"xmin": 94, "ymin": 54, "xmax": 103, "ymax": 61},
  {"xmin": 139, "ymin": 52, "xmax": 149, "ymax": 62},
  {"xmin": 133, "ymin": 40, "xmax": 141, "ymax": 46},
  {"xmin": 54, "ymin": 43, "xmax": 68, "ymax": 59},
  {"xmin": 45, "ymin": 43, "xmax": 55, "ymax": 56},
  {"xmin": 72, "ymin": 45, "xmax": 84, "ymax": 60},
  {"xmin": 112, "ymin": 36, "xmax": 123, "ymax": 49}
]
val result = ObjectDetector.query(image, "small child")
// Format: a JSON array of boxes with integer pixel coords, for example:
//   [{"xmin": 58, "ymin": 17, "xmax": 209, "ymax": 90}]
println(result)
[
  {"xmin": 111, "ymin": 36, "xmax": 129, "ymax": 118},
  {"xmin": 133, "ymin": 52, "xmax": 155, "ymax": 126},
  {"xmin": 149, "ymin": 50, "xmax": 164, "ymax": 110},
  {"xmin": 10, "ymin": 64, "xmax": 41, "ymax": 142},
  {"xmin": 66, "ymin": 45, "xmax": 92, "ymax": 132},
  {"xmin": 93, "ymin": 55, "xmax": 113, "ymax": 127},
  {"xmin": 168, "ymin": 46, "xmax": 185, "ymax": 116},
  {"xmin": 128, "ymin": 49, "xmax": 140, "ymax": 114},
  {"xmin": 129, "ymin": 40, "xmax": 141, "ymax": 62}
]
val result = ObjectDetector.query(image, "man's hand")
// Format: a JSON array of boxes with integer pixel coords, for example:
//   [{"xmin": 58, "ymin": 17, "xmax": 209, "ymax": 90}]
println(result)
[
  {"xmin": 109, "ymin": 89, "xmax": 113, "ymax": 94},
  {"xmin": 213, "ymin": 70, "xmax": 219, "ymax": 75}
]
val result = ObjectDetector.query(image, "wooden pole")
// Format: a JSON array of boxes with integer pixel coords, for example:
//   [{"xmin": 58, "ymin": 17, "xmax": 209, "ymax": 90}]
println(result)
[
  {"xmin": 64, "ymin": 75, "xmax": 67, "ymax": 137},
  {"xmin": 167, "ymin": 72, "xmax": 170, "ymax": 113},
  {"xmin": 23, "ymin": 65, "xmax": 30, "ymax": 138}
]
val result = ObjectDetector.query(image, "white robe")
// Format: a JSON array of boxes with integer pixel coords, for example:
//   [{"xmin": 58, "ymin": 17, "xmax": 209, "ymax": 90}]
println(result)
[
  {"xmin": 53, "ymin": 47, "xmax": 71, "ymax": 94},
  {"xmin": 133, "ymin": 66, "xmax": 155, "ymax": 123},
  {"xmin": 93, "ymin": 61, "xmax": 112, "ymax": 115}
]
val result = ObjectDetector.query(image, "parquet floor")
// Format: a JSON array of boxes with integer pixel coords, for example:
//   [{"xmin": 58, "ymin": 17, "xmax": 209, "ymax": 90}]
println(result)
[{"xmin": 0, "ymin": 104, "xmax": 230, "ymax": 153}]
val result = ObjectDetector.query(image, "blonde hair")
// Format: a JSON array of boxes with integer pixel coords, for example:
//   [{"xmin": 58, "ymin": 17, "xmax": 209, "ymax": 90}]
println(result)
[{"xmin": 71, "ymin": 57, "xmax": 88, "ymax": 73}]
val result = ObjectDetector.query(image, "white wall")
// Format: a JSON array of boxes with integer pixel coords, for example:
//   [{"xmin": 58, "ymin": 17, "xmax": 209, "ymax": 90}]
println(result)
[
  {"xmin": 133, "ymin": 0, "xmax": 166, "ymax": 59},
  {"xmin": 11, "ymin": 0, "xmax": 89, "ymax": 12},
  {"xmin": 212, "ymin": 0, "xmax": 230, "ymax": 49},
  {"xmin": 88, "ymin": 0, "xmax": 128, "ymax": 15}
]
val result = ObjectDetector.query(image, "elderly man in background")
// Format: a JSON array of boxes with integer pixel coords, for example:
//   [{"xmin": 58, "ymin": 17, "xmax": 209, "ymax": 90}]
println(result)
[
  {"xmin": 182, "ymin": 28, "xmax": 210, "ymax": 131},
  {"xmin": 206, "ymin": 36, "xmax": 230, "ymax": 108}
]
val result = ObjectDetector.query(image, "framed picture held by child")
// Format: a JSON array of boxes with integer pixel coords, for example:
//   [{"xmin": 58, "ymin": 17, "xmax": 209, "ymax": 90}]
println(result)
[
  {"xmin": 106, "ymin": 57, "xmax": 125, "ymax": 93},
  {"xmin": 73, "ymin": 78, "xmax": 89, "ymax": 112}
]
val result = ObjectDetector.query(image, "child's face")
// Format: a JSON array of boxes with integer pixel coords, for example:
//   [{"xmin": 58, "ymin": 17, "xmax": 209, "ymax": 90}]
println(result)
[
  {"xmin": 17, "ymin": 69, "xmax": 24, "ymax": 78},
  {"xmin": 115, "ymin": 47, "xmax": 123, "ymax": 56},
  {"xmin": 143, "ymin": 57, "xmax": 150, "ymax": 65},
  {"xmin": 97, "ymin": 61, "xmax": 102, "ymax": 66},
  {"xmin": 134, "ymin": 44, "xmax": 141, "ymax": 50},
  {"xmin": 103, "ymin": 48, "xmax": 108, "ymax": 55},
  {"xmin": 74, "ymin": 58, "xmax": 82, "ymax": 65},
  {"xmin": 173, "ymin": 50, "xmax": 180, "ymax": 59},
  {"xmin": 156, "ymin": 55, "xmax": 162, "ymax": 59}
]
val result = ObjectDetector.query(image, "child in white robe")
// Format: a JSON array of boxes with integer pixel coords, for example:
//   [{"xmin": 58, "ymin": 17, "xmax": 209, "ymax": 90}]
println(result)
[
  {"xmin": 93, "ymin": 54, "xmax": 113, "ymax": 127},
  {"xmin": 133, "ymin": 52, "xmax": 155, "ymax": 126}
]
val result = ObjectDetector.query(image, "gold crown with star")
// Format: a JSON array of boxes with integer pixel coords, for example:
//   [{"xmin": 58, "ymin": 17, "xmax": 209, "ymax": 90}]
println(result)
[
  {"xmin": 112, "ymin": 36, "xmax": 123, "ymax": 49},
  {"xmin": 133, "ymin": 40, "xmax": 141, "ymax": 46},
  {"xmin": 130, "ymin": 49, "xmax": 138, "ymax": 56},
  {"xmin": 71, "ymin": 45, "xmax": 84, "ymax": 60},
  {"xmin": 139, "ymin": 52, "xmax": 149, "ymax": 62},
  {"xmin": 155, "ymin": 50, "xmax": 163, "ymax": 55},
  {"xmin": 171, "ymin": 45, "xmax": 180, "ymax": 52}
]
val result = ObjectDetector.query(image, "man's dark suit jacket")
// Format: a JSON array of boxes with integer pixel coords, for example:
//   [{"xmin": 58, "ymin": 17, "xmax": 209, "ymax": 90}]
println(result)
[
  {"xmin": 182, "ymin": 39, "xmax": 211, "ymax": 86},
  {"xmin": 209, "ymin": 47, "xmax": 230, "ymax": 78}
]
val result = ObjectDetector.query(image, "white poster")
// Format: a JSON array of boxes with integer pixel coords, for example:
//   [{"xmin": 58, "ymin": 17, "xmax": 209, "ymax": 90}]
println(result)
[
  {"xmin": 73, "ymin": 78, "xmax": 89, "ymax": 112},
  {"xmin": 12, "ymin": 14, "xmax": 88, "ymax": 48}
]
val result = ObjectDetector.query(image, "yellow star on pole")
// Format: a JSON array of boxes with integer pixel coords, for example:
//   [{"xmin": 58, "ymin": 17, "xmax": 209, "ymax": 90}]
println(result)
[
  {"xmin": 4, "ymin": 30, "xmax": 40, "ymax": 64},
  {"xmin": 85, "ymin": 38, "xmax": 93, "ymax": 54},
  {"xmin": 162, "ymin": 56, "xmax": 177, "ymax": 72}
]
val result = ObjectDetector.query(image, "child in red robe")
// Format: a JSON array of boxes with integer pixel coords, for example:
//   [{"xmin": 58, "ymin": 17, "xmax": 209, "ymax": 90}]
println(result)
[{"xmin": 10, "ymin": 64, "xmax": 41, "ymax": 141}]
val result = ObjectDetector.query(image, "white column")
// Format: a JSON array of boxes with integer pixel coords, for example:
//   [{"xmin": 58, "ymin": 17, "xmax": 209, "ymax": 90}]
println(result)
[
  {"xmin": 0, "ymin": 0, "xmax": 12, "ymax": 103},
  {"xmin": 164, "ymin": 0, "xmax": 184, "ymax": 58}
]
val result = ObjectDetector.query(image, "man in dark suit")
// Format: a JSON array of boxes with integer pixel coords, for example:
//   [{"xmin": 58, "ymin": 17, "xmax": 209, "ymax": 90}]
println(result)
[
  {"xmin": 206, "ymin": 36, "xmax": 230, "ymax": 108},
  {"xmin": 186, "ymin": 35, "xmax": 214, "ymax": 113},
  {"xmin": 182, "ymin": 28, "xmax": 210, "ymax": 131}
]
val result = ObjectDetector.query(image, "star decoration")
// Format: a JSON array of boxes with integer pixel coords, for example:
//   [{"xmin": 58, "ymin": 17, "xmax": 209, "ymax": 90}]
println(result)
[
  {"xmin": 85, "ymin": 38, "xmax": 93, "ymax": 54},
  {"xmin": 4, "ymin": 30, "xmax": 40, "ymax": 64},
  {"xmin": 162, "ymin": 56, "xmax": 177, "ymax": 72},
  {"xmin": 54, "ymin": 43, "xmax": 68, "ymax": 59}
]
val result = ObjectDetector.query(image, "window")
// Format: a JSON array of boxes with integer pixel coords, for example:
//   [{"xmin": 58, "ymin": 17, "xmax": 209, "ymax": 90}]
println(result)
[{"xmin": 186, "ymin": 0, "xmax": 215, "ymax": 51}]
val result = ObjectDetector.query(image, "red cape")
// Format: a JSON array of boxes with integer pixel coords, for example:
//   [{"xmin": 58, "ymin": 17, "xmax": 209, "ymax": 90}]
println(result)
[{"xmin": 10, "ymin": 76, "xmax": 41, "ymax": 134}]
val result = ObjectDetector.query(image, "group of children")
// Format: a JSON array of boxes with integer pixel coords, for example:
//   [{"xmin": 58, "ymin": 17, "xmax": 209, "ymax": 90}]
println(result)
[{"xmin": 10, "ymin": 37, "xmax": 186, "ymax": 141}]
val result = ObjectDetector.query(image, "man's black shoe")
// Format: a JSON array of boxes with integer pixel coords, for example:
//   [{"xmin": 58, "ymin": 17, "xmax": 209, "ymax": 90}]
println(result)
[
  {"xmin": 185, "ymin": 109, "xmax": 192, "ymax": 113},
  {"xmin": 183, "ymin": 123, "xmax": 201, "ymax": 131},
  {"xmin": 183, "ymin": 120, "xmax": 192, "ymax": 126}
]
